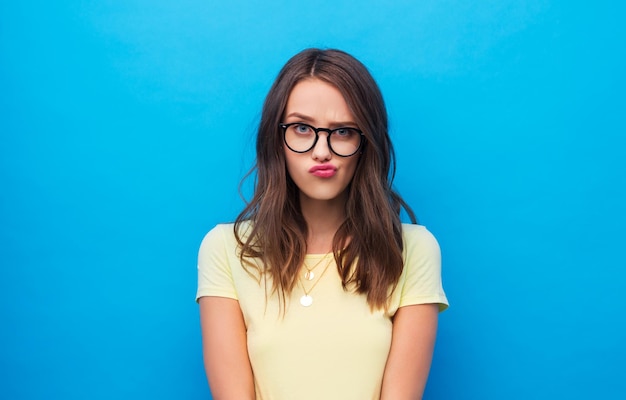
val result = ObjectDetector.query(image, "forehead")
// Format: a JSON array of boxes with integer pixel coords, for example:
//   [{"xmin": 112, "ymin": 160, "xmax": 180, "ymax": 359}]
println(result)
[{"xmin": 284, "ymin": 78, "xmax": 354, "ymax": 123}]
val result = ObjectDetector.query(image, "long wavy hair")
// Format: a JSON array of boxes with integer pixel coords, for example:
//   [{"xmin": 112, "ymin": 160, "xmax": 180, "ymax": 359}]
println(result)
[{"xmin": 234, "ymin": 48, "xmax": 416, "ymax": 310}]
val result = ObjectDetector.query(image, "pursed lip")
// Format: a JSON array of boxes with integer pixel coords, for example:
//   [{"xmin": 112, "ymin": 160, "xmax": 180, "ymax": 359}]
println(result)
[
  {"xmin": 309, "ymin": 164, "xmax": 337, "ymax": 177},
  {"xmin": 309, "ymin": 164, "xmax": 337, "ymax": 173}
]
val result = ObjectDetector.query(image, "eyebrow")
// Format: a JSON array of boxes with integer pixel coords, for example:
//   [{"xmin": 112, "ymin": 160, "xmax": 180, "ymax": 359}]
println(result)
[{"xmin": 284, "ymin": 112, "xmax": 358, "ymax": 127}]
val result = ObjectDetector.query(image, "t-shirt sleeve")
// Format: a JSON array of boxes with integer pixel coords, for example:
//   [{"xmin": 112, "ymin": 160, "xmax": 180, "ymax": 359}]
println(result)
[
  {"xmin": 399, "ymin": 225, "xmax": 449, "ymax": 312},
  {"xmin": 196, "ymin": 224, "xmax": 239, "ymax": 302}
]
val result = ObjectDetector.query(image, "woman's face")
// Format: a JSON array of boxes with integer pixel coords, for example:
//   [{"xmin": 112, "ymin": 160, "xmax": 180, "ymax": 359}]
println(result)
[{"xmin": 282, "ymin": 78, "xmax": 360, "ymax": 205}]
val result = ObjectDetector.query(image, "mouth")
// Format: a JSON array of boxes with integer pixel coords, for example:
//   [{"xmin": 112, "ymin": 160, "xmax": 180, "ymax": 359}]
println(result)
[{"xmin": 309, "ymin": 165, "xmax": 337, "ymax": 178}]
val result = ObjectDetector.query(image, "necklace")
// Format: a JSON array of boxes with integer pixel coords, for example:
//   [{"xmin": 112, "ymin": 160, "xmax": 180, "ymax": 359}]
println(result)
[
  {"xmin": 298, "ymin": 255, "xmax": 333, "ymax": 307},
  {"xmin": 302, "ymin": 254, "xmax": 330, "ymax": 281}
]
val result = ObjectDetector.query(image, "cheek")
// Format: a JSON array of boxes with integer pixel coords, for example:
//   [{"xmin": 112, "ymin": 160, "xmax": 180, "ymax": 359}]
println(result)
[
  {"xmin": 283, "ymin": 148, "xmax": 300, "ymax": 179},
  {"xmin": 283, "ymin": 145, "xmax": 292, "ymax": 165},
  {"xmin": 344, "ymin": 156, "xmax": 360, "ymax": 181}
]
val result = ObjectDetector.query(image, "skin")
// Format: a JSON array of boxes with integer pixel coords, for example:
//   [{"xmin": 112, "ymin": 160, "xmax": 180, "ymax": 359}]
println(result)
[
  {"xmin": 200, "ymin": 78, "xmax": 439, "ymax": 399},
  {"xmin": 199, "ymin": 296, "xmax": 255, "ymax": 400},
  {"xmin": 282, "ymin": 78, "xmax": 361, "ymax": 252},
  {"xmin": 380, "ymin": 304, "xmax": 439, "ymax": 400}
]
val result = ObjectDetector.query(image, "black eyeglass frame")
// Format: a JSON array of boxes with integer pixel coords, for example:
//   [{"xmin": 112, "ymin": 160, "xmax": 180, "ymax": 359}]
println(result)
[{"xmin": 279, "ymin": 123, "xmax": 365, "ymax": 157}]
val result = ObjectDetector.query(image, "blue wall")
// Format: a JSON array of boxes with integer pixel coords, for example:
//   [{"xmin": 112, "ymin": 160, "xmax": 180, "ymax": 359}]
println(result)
[{"xmin": 1, "ymin": 1, "xmax": 624, "ymax": 399}]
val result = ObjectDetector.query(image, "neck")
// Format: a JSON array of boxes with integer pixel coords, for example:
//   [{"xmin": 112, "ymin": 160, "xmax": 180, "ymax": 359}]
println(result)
[{"xmin": 299, "ymin": 193, "xmax": 347, "ymax": 254}]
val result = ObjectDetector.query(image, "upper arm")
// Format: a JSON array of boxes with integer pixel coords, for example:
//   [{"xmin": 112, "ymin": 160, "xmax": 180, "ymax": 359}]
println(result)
[
  {"xmin": 199, "ymin": 296, "xmax": 255, "ymax": 400},
  {"xmin": 399, "ymin": 226, "xmax": 448, "ymax": 311},
  {"xmin": 196, "ymin": 225, "xmax": 254, "ymax": 398},
  {"xmin": 380, "ymin": 303, "xmax": 439, "ymax": 400}
]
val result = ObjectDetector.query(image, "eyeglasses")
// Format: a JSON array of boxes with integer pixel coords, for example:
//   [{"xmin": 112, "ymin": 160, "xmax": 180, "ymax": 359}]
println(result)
[{"xmin": 279, "ymin": 123, "xmax": 364, "ymax": 157}]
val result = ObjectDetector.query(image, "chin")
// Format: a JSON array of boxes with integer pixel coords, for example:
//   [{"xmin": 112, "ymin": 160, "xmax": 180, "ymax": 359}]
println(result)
[{"xmin": 300, "ymin": 188, "xmax": 349, "ymax": 203}]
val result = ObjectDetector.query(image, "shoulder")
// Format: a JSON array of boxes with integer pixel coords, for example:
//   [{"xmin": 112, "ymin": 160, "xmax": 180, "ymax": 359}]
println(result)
[
  {"xmin": 397, "ymin": 223, "xmax": 448, "ymax": 311},
  {"xmin": 198, "ymin": 223, "xmax": 237, "ymax": 258},
  {"xmin": 399, "ymin": 224, "xmax": 442, "ymax": 280},
  {"xmin": 199, "ymin": 221, "xmax": 252, "ymax": 250},
  {"xmin": 199, "ymin": 224, "xmax": 232, "ymax": 260},
  {"xmin": 200, "ymin": 223, "xmax": 234, "ymax": 246},
  {"xmin": 196, "ymin": 224, "xmax": 242, "ymax": 302},
  {"xmin": 401, "ymin": 223, "xmax": 440, "ymax": 254},
  {"xmin": 198, "ymin": 221, "xmax": 256, "ymax": 263}
]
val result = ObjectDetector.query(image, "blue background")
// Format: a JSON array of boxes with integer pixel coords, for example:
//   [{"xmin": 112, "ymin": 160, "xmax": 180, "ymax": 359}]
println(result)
[{"xmin": 1, "ymin": 1, "xmax": 625, "ymax": 399}]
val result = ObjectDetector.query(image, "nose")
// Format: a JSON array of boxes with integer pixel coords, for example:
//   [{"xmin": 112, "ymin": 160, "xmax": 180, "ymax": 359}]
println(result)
[{"xmin": 311, "ymin": 132, "xmax": 332, "ymax": 161}]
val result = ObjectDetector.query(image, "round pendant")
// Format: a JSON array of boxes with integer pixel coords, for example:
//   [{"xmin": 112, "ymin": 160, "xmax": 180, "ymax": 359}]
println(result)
[
  {"xmin": 304, "ymin": 270, "xmax": 315, "ymax": 280},
  {"xmin": 300, "ymin": 295, "xmax": 313, "ymax": 307}
]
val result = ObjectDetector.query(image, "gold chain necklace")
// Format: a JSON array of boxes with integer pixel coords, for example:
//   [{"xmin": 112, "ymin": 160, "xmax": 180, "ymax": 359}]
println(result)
[
  {"xmin": 302, "ymin": 253, "xmax": 330, "ymax": 281},
  {"xmin": 298, "ymin": 256, "xmax": 333, "ymax": 307}
]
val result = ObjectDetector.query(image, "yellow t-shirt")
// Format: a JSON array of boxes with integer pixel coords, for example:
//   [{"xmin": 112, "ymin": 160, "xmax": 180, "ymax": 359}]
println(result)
[{"xmin": 196, "ymin": 223, "xmax": 448, "ymax": 400}]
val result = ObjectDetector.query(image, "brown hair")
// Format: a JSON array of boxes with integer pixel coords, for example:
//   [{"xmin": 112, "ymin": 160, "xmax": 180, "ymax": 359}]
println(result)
[{"xmin": 234, "ymin": 48, "xmax": 416, "ymax": 310}]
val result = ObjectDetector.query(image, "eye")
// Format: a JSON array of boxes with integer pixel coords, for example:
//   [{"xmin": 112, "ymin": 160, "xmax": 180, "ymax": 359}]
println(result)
[
  {"xmin": 333, "ymin": 128, "xmax": 357, "ymax": 138},
  {"xmin": 293, "ymin": 124, "xmax": 313, "ymax": 134}
]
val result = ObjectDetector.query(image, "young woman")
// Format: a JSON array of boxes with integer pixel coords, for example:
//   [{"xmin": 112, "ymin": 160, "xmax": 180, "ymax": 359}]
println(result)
[{"xmin": 197, "ymin": 48, "xmax": 448, "ymax": 400}]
